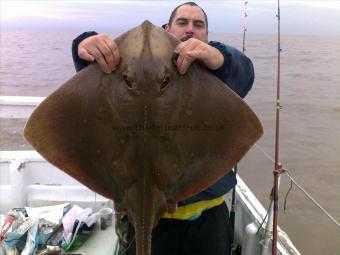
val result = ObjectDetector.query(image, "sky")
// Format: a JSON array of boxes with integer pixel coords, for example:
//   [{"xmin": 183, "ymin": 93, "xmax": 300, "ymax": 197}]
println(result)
[{"xmin": 1, "ymin": 0, "xmax": 340, "ymax": 35}]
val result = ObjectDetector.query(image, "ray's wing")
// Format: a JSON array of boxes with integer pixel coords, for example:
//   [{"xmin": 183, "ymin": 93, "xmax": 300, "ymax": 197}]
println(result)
[
  {"xmin": 154, "ymin": 64, "xmax": 263, "ymax": 201},
  {"xmin": 24, "ymin": 64, "xmax": 129, "ymax": 202}
]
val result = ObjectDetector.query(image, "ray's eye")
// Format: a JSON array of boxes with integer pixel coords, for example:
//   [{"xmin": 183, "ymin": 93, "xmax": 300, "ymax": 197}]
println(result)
[
  {"xmin": 123, "ymin": 75, "xmax": 133, "ymax": 89},
  {"xmin": 160, "ymin": 76, "xmax": 169, "ymax": 90}
]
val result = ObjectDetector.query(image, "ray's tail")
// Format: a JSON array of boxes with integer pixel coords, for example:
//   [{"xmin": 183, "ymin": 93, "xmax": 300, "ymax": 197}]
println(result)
[{"xmin": 124, "ymin": 180, "xmax": 167, "ymax": 255}]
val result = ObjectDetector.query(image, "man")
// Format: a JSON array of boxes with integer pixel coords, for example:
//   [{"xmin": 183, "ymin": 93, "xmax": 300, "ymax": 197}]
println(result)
[{"xmin": 72, "ymin": 2, "xmax": 254, "ymax": 255}]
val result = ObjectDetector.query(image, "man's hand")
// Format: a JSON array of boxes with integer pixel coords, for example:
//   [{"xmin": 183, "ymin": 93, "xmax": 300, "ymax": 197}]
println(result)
[
  {"xmin": 174, "ymin": 38, "xmax": 224, "ymax": 75},
  {"xmin": 78, "ymin": 33, "xmax": 120, "ymax": 74}
]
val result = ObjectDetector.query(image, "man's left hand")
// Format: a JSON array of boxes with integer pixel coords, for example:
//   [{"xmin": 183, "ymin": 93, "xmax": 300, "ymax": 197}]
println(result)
[{"xmin": 174, "ymin": 38, "xmax": 224, "ymax": 75}]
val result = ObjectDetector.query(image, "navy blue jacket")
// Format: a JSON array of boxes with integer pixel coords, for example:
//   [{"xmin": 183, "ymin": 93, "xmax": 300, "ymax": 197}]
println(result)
[{"xmin": 71, "ymin": 32, "xmax": 254, "ymax": 206}]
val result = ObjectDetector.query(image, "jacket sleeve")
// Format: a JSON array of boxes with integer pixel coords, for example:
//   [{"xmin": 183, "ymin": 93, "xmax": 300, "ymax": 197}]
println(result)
[
  {"xmin": 72, "ymin": 31, "xmax": 98, "ymax": 72},
  {"xmin": 178, "ymin": 170, "xmax": 237, "ymax": 206},
  {"xmin": 208, "ymin": 41, "xmax": 255, "ymax": 99}
]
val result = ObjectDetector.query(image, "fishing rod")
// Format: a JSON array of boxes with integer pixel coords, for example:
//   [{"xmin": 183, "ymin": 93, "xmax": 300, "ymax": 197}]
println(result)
[
  {"xmin": 229, "ymin": 2, "xmax": 248, "ymax": 254},
  {"xmin": 272, "ymin": 0, "xmax": 282, "ymax": 253},
  {"xmin": 242, "ymin": 1, "xmax": 248, "ymax": 53}
]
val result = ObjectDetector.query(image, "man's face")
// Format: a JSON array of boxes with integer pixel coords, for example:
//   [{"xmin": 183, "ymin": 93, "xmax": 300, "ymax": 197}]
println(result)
[{"xmin": 166, "ymin": 5, "xmax": 208, "ymax": 43}]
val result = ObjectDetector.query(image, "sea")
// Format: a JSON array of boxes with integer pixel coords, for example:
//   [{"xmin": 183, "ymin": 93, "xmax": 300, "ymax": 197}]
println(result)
[{"xmin": 0, "ymin": 30, "xmax": 339, "ymax": 254}]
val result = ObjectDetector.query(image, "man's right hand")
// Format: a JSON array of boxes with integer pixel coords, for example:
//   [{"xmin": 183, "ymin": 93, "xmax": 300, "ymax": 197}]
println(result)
[{"xmin": 78, "ymin": 33, "xmax": 120, "ymax": 74}]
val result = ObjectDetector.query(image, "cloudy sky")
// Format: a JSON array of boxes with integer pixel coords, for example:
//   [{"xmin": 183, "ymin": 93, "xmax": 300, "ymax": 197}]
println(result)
[{"xmin": 1, "ymin": 0, "xmax": 340, "ymax": 35}]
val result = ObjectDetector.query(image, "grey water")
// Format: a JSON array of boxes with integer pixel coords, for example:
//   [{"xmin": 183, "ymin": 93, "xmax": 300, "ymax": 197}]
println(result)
[{"xmin": 0, "ymin": 30, "xmax": 339, "ymax": 254}]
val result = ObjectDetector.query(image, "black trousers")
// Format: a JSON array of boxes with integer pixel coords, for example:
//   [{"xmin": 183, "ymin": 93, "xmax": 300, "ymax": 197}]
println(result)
[{"xmin": 122, "ymin": 202, "xmax": 232, "ymax": 255}]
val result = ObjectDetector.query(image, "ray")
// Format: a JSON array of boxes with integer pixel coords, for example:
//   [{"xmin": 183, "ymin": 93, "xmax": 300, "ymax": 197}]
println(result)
[{"xmin": 24, "ymin": 20, "xmax": 263, "ymax": 255}]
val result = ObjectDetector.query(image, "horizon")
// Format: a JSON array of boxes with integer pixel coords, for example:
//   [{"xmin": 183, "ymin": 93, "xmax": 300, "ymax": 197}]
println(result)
[{"xmin": 1, "ymin": 1, "xmax": 340, "ymax": 36}]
